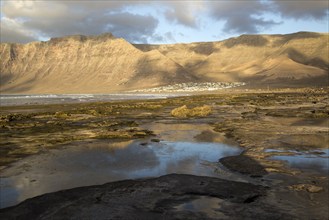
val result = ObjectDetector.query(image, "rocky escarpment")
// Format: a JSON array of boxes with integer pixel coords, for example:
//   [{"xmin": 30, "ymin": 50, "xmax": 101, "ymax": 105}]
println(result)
[
  {"xmin": 1, "ymin": 32, "xmax": 328, "ymax": 94},
  {"xmin": 135, "ymin": 32, "xmax": 329, "ymax": 87},
  {"xmin": 0, "ymin": 34, "xmax": 195, "ymax": 94}
]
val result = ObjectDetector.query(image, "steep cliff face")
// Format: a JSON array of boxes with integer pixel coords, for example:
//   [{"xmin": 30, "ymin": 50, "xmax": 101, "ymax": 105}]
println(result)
[
  {"xmin": 1, "ymin": 32, "xmax": 328, "ymax": 94},
  {"xmin": 0, "ymin": 34, "xmax": 195, "ymax": 94},
  {"xmin": 135, "ymin": 32, "xmax": 329, "ymax": 87}
]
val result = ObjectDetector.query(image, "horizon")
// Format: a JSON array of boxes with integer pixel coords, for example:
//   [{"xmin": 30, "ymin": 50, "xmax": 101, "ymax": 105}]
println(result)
[
  {"xmin": 1, "ymin": 0, "xmax": 328, "ymax": 44},
  {"xmin": 2, "ymin": 31, "xmax": 328, "ymax": 45}
]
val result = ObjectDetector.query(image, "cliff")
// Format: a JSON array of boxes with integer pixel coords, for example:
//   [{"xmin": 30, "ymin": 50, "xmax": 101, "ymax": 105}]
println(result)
[
  {"xmin": 1, "ymin": 32, "xmax": 328, "ymax": 94},
  {"xmin": 135, "ymin": 32, "xmax": 328, "ymax": 87},
  {"xmin": 0, "ymin": 34, "xmax": 195, "ymax": 94}
]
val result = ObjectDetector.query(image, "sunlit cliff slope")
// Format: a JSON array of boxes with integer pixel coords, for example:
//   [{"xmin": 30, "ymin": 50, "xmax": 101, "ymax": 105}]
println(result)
[
  {"xmin": 135, "ymin": 32, "xmax": 328, "ymax": 88},
  {"xmin": 1, "ymin": 32, "xmax": 328, "ymax": 93},
  {"xmin": 0, "ymin": 33, "xmax": 195, "ymax": 94}
]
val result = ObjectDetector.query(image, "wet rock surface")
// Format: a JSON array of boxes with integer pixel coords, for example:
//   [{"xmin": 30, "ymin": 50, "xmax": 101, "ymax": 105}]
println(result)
[
  {"xmin": 0, "ymin": 174, "xmax": 289, "ymax": 220},
  {"xmin": 219, "ymin": 155, "xmax": 268, "ymax": 177},
  {"xmin": 0, "ymin": 88, "xmax": 328, "ymax": 219}
]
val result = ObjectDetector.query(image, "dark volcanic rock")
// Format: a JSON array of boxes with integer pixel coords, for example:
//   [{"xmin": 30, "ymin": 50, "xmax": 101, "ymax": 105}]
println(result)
[
  {"xmin": 0, "ymin": 174, "xmax": 291, "ymax": 220},
  {"xmin": 220, "ymin": 155, "xmax": 268, "ymax": 177}
]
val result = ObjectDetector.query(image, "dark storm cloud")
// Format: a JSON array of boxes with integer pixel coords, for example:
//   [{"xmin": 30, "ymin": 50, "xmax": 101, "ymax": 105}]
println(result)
[
  {"xmin": 222, "ymin": 16, "xmax": 280, "ymax": 33},
  {"xmin": 205, "ymin": 0, "xmax": 327, "ymax": 34},
  {"xmin": 0, "ymin": 19, "xmax": 37, "ymax": 43},
  {"xmin": 21, "ymin": 11, "xmax": 158, "ymax": 43},
  {"xmin": 0, "ymin": 0, "xmax": 328, "ymax": 44},
  {"xmin": 271, "ymin": 0, "xmax": 329, "ymax": 20},
  {"xmin": 206, "ymin": 1, "xmax": 279, "ymax": 34},
  {"xmin": 104, "ymin": 13, "xmax": 159, "ymax": 43},
  {"xmin": 1, "ymin": 1, "xmax": 159, "ymax": 43}
]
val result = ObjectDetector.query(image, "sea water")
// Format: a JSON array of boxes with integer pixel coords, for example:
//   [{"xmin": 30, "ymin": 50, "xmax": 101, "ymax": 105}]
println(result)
[{"xmin": 0, "ymin": 93, "xmax": 185, "ymax": 106}]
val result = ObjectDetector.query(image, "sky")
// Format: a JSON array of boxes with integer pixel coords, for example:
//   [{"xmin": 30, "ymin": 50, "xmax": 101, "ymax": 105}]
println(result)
[{"xmin": 0, "ymin": 0, "xmax": 328, "ymax": 44}]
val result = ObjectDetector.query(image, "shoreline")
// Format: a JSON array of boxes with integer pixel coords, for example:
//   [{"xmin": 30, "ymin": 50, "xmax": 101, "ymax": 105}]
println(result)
[{"xmin": 0, "ymin": 88, "xmax": 328, "ymax": 219}]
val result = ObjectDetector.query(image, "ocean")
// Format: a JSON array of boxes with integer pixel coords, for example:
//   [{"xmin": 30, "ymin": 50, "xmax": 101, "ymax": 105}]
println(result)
[{"xmin": 0, "ymin": 93, "xmax": 186, "ymax": 106}]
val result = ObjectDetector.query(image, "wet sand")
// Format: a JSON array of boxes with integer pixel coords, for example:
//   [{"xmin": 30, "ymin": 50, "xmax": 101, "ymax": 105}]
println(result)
[{"xmin": 0, "ymin": 88, "xmax": 328, "ymax": 219}]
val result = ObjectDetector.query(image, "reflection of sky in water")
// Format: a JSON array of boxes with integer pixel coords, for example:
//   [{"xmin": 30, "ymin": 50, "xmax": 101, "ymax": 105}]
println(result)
[
  {"xmin": 271, "ymin": 149, "xmax": 329, "ymax": 173},
  {"xmin": 0, "ymin": 178, "xmax": 19, "ymax": 209},
  {"xmin": 0, "ymin": 140, "xmax": 241, "ymax": 208},
  {"xmin": 174, "ymin": 196, "xmax": 227, "ymax": 219}
]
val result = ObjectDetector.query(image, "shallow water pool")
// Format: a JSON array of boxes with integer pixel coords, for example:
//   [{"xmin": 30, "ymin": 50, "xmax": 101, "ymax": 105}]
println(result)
[
  {"xmin": 0, "ymin": 136, "xmax": 242, "ymax": 208},
  {"xmin": 270, "ymin": 149, "xmax": 329, "ymax": 174}
]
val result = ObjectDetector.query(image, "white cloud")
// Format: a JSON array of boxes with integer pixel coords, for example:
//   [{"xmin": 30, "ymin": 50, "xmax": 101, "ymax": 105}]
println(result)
[
  {"xmin": 1, "ymin": 0, "xmax": 159, "ymax": 43},
  {"xmin": 0, "ymin": 17, "xmax": 38, "ymax": 43},
  {"xmin": 0, "ymin": 0, "xmax": 328, "ymax": 44},
  {"xmin": 164, "ymin": 1, "xmax": 205, "ymax": 28}
]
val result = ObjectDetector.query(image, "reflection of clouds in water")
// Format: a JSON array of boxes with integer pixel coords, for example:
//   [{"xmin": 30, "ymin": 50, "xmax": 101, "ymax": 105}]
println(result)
[
  {"xmin": 153, "ymin": 141, "xmax": 241, "ymax": 176},
  {"xmin": 1, "ymin": 139, "xmax": 241, "ymax": 208},
  {"xmin": 174, "ymin": 196, "xmax": 226, "ymax": 219},
  {"xmin": 165, "ymin": 156, "xmax": 200, "ymax": 174},
  {"xmin": 194, "ymin": 130, "xmax": 225, "ymax": 143},
  {"xmin": 272, "ymin": 154, "xmax": 329, "ymax": 173},
  {"xmin": 52, "ymin": 143, "xmax": 159, "ymax": 172},
  {"xmin": 272, "ymin": 149, "xmax": 329, "ymax": 173},
  {"xmin": 1, "ymin": 140, "xmax": 160, "ymax": 208}
]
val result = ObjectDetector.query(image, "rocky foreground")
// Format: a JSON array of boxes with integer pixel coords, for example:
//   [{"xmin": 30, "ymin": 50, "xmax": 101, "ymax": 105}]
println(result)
[
  {"xmin": 0, "ymin": 174, "xmax": 276, "ymax": 220},
  {"xmin": 0, "ymin": 88, "xmax": 328, "ymax": 219}
]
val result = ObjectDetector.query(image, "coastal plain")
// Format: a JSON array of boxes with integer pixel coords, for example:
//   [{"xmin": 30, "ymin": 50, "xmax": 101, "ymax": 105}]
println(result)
[{"xmin": 0, "ymin": 88, "xmax": 328, "ymax": 219}]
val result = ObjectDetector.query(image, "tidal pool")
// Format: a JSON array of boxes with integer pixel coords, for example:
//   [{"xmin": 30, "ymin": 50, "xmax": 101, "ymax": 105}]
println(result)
[
  {"xmin": 270, "ymin": 149, "xmax": 329, "ymax": 173},
  {"xmin": 0, "ymin": 124, "xmax": 242, "ymax": 208},
  {"xmin": 174, "ymin": 196, "xmax": 227, "ymax": 219}
]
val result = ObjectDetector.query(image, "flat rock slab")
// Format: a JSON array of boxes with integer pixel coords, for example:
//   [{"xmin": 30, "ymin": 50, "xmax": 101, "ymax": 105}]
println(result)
[
  {"xmin": 220, "ymin": 155, "xmax": 268, "ymax": 177},
  {"xmin": 0, "ymin": 174, "xmax": 292, "ymax": 220}
]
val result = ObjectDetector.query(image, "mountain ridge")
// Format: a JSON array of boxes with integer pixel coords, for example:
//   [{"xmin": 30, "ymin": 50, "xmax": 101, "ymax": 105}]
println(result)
[
  {"xmin": 1, "ymin": 32, "xmax": 328, "ymax": 94},
  {"xmin": 1, "ymin": 35, "xmax": 196, "ymax": 94}
]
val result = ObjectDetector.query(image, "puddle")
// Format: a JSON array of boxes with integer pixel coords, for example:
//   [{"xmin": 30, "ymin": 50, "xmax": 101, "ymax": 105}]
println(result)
[
  {"xmin": 270, "ymin": 149, "xmax": 329, "ymax": 173},
  {"xmin": 141, "ymin": 122, "xmax": 238, "ymax": 146},
  {"xmin": 264, "ymin": 149, "xmax": 300, "ymax": 154},
  {"xmin": 174, "ymin": 196, "xmax": 227, "ymax": 219},
  {"xmin": 0, "ymin": 123, "xmax": 242, "ymax": 208}
]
